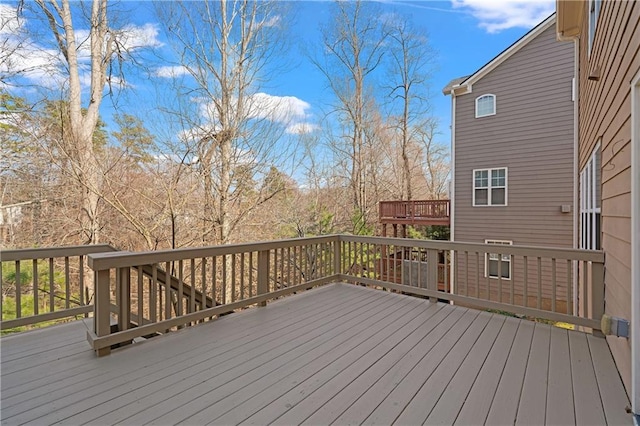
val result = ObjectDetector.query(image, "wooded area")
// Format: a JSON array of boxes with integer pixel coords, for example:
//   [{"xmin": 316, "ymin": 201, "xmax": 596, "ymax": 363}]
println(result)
[{"xmin": 0, "ymin": 0, "xmax": 449, "ymax": 253}]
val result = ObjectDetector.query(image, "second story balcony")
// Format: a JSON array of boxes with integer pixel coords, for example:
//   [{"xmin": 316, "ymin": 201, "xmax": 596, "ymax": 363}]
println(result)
[
  {"xmin": 379, "ymin": 200, "xmax": 450, "ymax": 237},
  {"xmin": 379, "ymin": 200, "xmax": 450, "ymax": 227}
]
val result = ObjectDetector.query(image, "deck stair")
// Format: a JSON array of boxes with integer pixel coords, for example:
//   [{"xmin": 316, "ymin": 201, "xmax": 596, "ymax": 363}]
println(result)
[{"xmin": 138, "ymin": 264, "xmax": 217, "ymax": 310}]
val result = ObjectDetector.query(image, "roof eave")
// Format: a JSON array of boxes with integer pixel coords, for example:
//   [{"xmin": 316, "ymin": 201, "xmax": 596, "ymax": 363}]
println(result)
[
  {"xmin": 556, "ymin": 0, "xmax": 584, "ymax": 41},
  {"xmin": 456, "ymin": 14, "xmax": 557, "ymax": 93}
]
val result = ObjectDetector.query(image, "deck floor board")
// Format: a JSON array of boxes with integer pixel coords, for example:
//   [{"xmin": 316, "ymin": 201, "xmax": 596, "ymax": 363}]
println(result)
[
  {"xmin": 0, "ymin": 283, "xmax": 632, "ymax": 425},
  {"xmin": 516, "ymin": 323, "xmax": 551, "ymax": 425},
  {"xmin": 111, "ymin": 288, "xmax": 413, "ymax": 425}
]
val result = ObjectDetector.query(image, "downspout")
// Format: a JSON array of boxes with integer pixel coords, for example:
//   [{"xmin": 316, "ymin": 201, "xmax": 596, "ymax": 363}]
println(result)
[
  {"xmin": 449, "ymin": 91, "xmax": 456, "ymax": 298},
  {"xmin": 631, "ymin": 70, "xmax": 640, "ymax": 421},
  {"xmin": 572, "ymin": 38, "xmax": 580, "ymax": 316}
]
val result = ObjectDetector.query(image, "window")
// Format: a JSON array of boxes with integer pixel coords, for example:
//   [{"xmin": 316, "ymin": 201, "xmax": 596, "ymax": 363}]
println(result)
[
  {"xmin": 580, "ymin": 144, "xmax": 601, "ymax": 250},
  {"xmin": 588, "ymin": 0, "xmax": 602, "ymax": 54},
  {"xmin": 475, "ymin": 94, "xmax": 496, "ymax": 118},
  {"xmin": 473, "ymin": 168, "xmax": 507, "ymax": 206},
  {"xmin": 485, "ymin": 240, "xmax": 512, "ymax": 279}
]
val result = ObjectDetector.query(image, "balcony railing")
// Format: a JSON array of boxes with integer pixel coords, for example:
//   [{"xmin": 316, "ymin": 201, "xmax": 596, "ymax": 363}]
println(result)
[
  {"xmin": 0, "ymin": 245, "xmax": 117, "ymax": 331},
  {"xmin": 379, "ymin": 200, "xmax": 450, "ymax": 226},
  {"xmin": 0, "ymin": 244, "xmax": 214, "ymax": 332},
  {"xmin": 82, "ymin": 235, "xmax": 604, "ymax": 356}
]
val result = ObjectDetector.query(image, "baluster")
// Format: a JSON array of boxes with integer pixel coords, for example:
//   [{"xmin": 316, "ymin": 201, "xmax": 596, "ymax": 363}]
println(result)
[
  {"xmin": 48, "ymin": 258, "xmax": 54, "ymax": 313},
  {"xmin": 32, "ymin": 259, "xmax": 38, "ymax": 316},
  {"xmin": 240, "ymin": 252, "xmax": 246, "ymax": 300},
  {"xmin": 566, "ymin": 259, "xmax": 572, "ymax": 315},
  {"xmin": 537, "ymin": 257, "xmax": 542, "ymax": 310},
  {"xmin": 257, "ymin": 250, "xmax": 269, "ymax": 307},
  {"xmin": 523, "ymin": 256, "xmax": 529, "ymax": 308},
  {"xmin": 137, "ymin": 266, "xmax": 144, "ymax": 324},
  {"xmin": 552, "ymin": 258, "xmax": 557, "ymax": 312},
  {"xmin": 15, "ymin": 261, "xmax": 21, "ymax": 318},
  {"xmin": 64, "ymin": 257, "xmax": 70, "ymax": 309}
]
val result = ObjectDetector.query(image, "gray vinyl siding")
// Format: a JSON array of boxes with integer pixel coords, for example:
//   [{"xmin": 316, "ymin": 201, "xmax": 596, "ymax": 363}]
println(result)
[{"xmin": 453, "ymin": 25, "xmax": 575, "ymax": 249}]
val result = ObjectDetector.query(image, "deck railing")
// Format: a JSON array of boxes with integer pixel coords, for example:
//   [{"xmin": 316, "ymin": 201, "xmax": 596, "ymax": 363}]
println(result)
[
  {"xmin": 86, "ymin": 234, "xmax": 604, "ymax": 356},
  {"xmin": 337, "ymin": 236, "xmax": 604, "ymax": 330},
  {"xmin": 0, "ymin": 245, "xmax": 117, "ymax": 331},
  {"xmin": 87, "ymin": 236, "xmax": 339, "ymax": 355},
  {"xmin": 379, "ymin": 200, "xmax": 450, "ymax": 223}
]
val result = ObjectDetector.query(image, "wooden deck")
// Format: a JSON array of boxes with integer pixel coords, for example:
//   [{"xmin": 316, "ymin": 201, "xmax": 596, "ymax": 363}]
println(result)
[
  {"xmin": 379, "ymin": 200, "xmax": 450, "ymax": 233},
  {"xmin": 1, "ymin": 283, "xmax": 631, "ymax": 425}
]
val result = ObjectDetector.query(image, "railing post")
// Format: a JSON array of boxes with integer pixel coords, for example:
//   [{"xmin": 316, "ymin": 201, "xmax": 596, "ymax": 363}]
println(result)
[
  {"xmin": 94, "ymin": 268, "xmax": 111, "ymax": 356},
  {"xmin": 257, "ymin": 250, "xmax": 269, "ymax": 307},
  {"xmin": 591, "ymin": 259, "xmax": 605, "ymax": 332},
  {"xmin": 333, "ymin": 238, "xmax": 342, "ymax": 276},
  {"xmin": 427, "ymin": 249, "xmax": 439, "ymax": 303},
  {"xmin": 117, "ymin": 267, "xmax": 131, "ymax": 332}
]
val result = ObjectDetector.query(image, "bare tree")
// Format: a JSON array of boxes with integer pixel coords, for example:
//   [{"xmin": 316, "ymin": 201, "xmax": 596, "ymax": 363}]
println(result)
[
  {"xmin": 29, "ymin": 0, "xmax": 116, "ymax": 244},
  {"xmin": 417, "ymin": 120, "xmax": 450, "ymax": 199},
  {"xmin": 313, "ymin": 0, "xmax": 388, "ymax": 233},
  {"xmin": 385, "ymin": 16, "xmax": 436, "ymax": 201},
  {"xmin": 157, "ymin": 0, "xmax": 294, "ymax": 247}
]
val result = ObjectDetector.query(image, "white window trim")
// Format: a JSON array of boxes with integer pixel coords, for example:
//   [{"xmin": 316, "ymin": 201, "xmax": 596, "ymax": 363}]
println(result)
[
  {"xmin": 588, "ymin": 0, "xmax": 601, "ymax": 55},
  {"xmin": 579, "ymin": 143, "xmax": 601, "ymax": 250},
  {"xmin": 475, "ymin": 94, "xmax": 496, "ymax": 118},
  {"xmin": 484, "ymin": 240, "xmax": 512, "ymax": 280},
  {"xmin": 472, "ymin": 167, "xmax": 508, "ymax": 206}
]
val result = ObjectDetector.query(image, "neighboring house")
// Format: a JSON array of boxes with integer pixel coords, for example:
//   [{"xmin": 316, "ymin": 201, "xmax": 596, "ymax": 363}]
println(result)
[
  {"xmin": 443, "ymin": 15, "xmax": 576, "ymax": 311},
  {"xmin": 557, "ymin": 0, "xmax": 639, "ymax": 416}
]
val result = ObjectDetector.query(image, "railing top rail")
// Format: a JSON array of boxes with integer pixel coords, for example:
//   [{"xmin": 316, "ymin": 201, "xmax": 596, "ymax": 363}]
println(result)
[
  {"xmin": 1, "ymin": 244, "xmax": 118, "ymax": 262},
  {"xmin": 339, "ymin": 235, "xmax": 605, "ymax": 262},
  {"xmin": 88, "ymin": 235, "xmax": 340, "ymax": 270},
  {"xmin": 379, "ymin": 199, "xmax": 450, "ymax": 206},
  {"xmin": 88, "ymin": 234, "xmax": 603, "ymax": 272}
]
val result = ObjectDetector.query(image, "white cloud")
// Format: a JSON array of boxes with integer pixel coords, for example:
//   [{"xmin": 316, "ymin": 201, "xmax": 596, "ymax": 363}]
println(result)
[
  {"xmin": 155, "ymin": 65, "xmax": 190, "ymax": 78},
  {"xmin": 259, "ymin": 15, "xmax": 281, "ymax": 29},
  {"xmin": 0, "ymin": 3, "xmax": 22, "ymax": 35},
  {"xmin": 247, "ymin": 93, "xmax": 311, "ymax": 124},
  {"xmin": 451, "ymin": 0, "xmax": 554, "ymax": 33},
  {"xmin": 115, "ymin": 23, "xmax": 163, "ymax": 50},
  {"xmin": 285, "ymin": 122, "xmax": 319, "ymax": 135},
  {"xmin": 0, "ymin": 41, "xmax": 66, "ymax": 88},
  {"xmin": 75, "ymin": 23, "xmax": 162, "ymax": 59},
  {"xmin": 199, "ymin": 92, "xmax": 316, "ymax": 132},
  {"xmin": 1, "ymin": 6, "xmax": 162, "ymax": 89}
]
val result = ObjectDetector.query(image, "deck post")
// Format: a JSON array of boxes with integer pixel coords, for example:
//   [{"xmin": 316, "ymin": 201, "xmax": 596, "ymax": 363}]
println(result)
[
  {"xmin": 94, "ymin": 268, "xmax": 111, "ymax": 356},
  {"xmin": 333, "ymin": 239, "xmax": 342, "ymax": 275},
  {"xmin": 427, "ymin": 249, "xmax": 439, "ymax": 303},
  {"xmin": 591, "ymin": 260, "xmax": 605, "ymax": 336},
  {"xmin": 257, "ymin": 250, "xmax": 269, "ymax": 307},
  {"xmin": 117, "ymin": 267, "xmax": 131, "ymax": 332}
]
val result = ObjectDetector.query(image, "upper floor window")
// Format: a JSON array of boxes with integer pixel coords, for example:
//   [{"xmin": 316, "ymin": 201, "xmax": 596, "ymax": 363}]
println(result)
[
  {"xmin": 473, "ymin": 168, "xmax": 507, "ymax": 206},
  {"xmin": 588, "ymin": 0, "xmax": 602, "ymax": 54},
  {"xmin": 475, "ymin": 94, "xmax": 496, "ymax": 118}
]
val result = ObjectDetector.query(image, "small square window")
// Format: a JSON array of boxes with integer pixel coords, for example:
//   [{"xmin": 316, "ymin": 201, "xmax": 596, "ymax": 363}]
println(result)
[{"xmin": 485, "ymin": 240, "xmax": 512, "ymax": 279}]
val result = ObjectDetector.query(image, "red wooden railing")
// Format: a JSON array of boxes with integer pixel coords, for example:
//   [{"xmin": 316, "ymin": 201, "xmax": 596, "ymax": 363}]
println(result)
[{"xmin": 379, "ymin": 200, "xmax": 450, "ymax": 225}]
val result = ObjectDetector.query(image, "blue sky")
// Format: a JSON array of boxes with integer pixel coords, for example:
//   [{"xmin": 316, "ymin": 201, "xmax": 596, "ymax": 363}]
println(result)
[{"xmin": 1, "ymin": 0, "xmax": 555, "ymax": 155}]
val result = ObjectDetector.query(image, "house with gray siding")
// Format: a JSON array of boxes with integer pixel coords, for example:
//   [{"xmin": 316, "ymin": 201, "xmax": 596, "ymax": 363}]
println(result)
[{"xmin": 443, "ymin": 15, "xmax": 576, "ymax": 309}]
